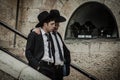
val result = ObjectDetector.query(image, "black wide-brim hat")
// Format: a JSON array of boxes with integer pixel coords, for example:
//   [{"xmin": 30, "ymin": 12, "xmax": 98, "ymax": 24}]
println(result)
[
  {"xmin": 35, "ymin": 11, "xmax": 50, "ymax": 27},
  {"xmin": 50, "ymin": 9, "xmax": 66, "ymax": 22}
]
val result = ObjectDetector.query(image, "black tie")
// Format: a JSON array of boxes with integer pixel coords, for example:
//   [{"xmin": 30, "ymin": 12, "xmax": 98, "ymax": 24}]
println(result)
[
  {"xmin": 53, "ymin": 32, "xmax": 63, "ymax": 61},
  {"xmin": 45, "ymin": 33, "xmax": 52, "ymax": 58}
]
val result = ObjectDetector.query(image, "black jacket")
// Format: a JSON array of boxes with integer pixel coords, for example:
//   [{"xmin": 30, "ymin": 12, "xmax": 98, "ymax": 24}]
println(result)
[
  {"xmin": 56, "ymin": 32, "xmax": 71, "ymax": 76},
  {"xmin": 25, "ymin": 31, "xmax": 71, "ymax": 75},
  {"xmin": 25, "ymin": 32, "xmax": 44, "ymax": 69}
]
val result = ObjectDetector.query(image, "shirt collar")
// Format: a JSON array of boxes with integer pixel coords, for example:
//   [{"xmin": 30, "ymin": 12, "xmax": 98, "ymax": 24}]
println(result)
[
  {"xmin": 40, "ymin": 27, "xmax": 46, "ymax": 35},
  {"xmin": 50, "ymin": 31, "xmax": 57, "ymax": 35}
]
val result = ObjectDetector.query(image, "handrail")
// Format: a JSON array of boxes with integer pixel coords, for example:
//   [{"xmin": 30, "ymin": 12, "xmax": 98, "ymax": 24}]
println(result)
[
  {"xmin": 0, "ymin": 20, "xmax": 27, "ymax": 39},
  {"xmin": 71, "ymin": 63, "xmax": 99, "ymax": 80},
  {"xmin": 0, "ymin": 20, "xmax": 99, "ymax": 80},
  {"xmin": 0, "ymin": 47, "xmax": 27, "ymax": 65}
]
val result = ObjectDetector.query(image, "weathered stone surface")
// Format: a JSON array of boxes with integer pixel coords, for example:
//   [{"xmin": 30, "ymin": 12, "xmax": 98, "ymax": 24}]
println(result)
[
  {"xmin": 0, "ymin": 50, "xmax": 28, "ymax": 78},
  {"xmin": 0, "ymin": 50, "xmax": 50, "ymax": 80},
  {"xmin": 19, "ymin": 67, "xmax": 50, "ymax": 80},
  {"xmin": 5, "ymin": 47, "xmax": 28, "ymax": 62},
  {"xmin": 0, "ymin": 0, "xmax": 17, "ymax": 26},
  {"xmin": 66, "ymin": 39, "xmax": 120, "ymax": 80},
  {"xmin": 27, "ymin": 9, "xmax": 39, "ymax": 22},
  {"xmin": 0, "ymin": 70, "xmax": 16, "ymax": 80},
  {"xmin": 0, "ymin": 40, "xmax": 12, "ymax": 48},
  {"xmin": 64, "ymin": 68, "xmax": 90, "ymax": 80},
  {"xmin": 0, "ymin": 0, "xmax": 120, "ymax": 80},
  {"xmin": 0, "ymin": 0, "xmax": 17, "ymax": 47}
]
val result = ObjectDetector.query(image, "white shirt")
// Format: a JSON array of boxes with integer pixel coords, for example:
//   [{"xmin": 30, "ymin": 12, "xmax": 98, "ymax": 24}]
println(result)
[
  {"xmin": 50, "ymin": 32, "xmax": 64, "ymax": 65},
  {"xmin": 41, "ymin": 28, "xmax": 54, "ymax": 63}
]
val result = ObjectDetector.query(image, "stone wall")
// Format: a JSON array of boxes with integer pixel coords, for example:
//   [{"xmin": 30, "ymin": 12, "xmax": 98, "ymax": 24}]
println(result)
[
  {"xmin": 0, "ymin": 0, "xmax": 17, "ymax": 46},
  {"xmin": 0, "ymin": 0, "xmax": 120, "ymax": 80},
  {"xmin": 65, "ymin": 39, "xmax": 120, "ymax": 80}
]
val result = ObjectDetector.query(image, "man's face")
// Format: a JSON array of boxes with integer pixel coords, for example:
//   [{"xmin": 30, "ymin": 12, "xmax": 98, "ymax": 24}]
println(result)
[
  {"xmin": 54, "ymin": 22, "xmax": 60, "ymax": 32},
  {"xmin": 45, "ymin": 21, "xmax": 56, "ymax": 32}
]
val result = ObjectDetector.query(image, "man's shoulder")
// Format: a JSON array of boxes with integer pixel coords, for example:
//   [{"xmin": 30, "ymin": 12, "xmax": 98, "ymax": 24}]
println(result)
[
  {"xmin": 28, "ymin": 28, "xmax": 41, "ymax": 38},
  {"xmin": 30, "ymin": 28, "xmax": 41, "ymax": 35}
]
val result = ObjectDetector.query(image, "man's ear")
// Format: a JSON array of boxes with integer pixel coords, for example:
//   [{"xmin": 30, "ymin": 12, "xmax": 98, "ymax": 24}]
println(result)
[
  {"xmin": 32, "ymin": 28, "xmax": 41, "ymax": 35},
  {"xmin": 44, "ymin": 22, "xmax": 48, "ymax": 27}
]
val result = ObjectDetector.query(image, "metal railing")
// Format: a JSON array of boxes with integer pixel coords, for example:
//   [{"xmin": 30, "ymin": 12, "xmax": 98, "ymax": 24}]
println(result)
[
  {"xmin": 0, "ymin": 20, "xmax": 27, "ymax": 39},
  {"xmin": 0, "ymin": 20, "xmax": 99, "ymax": 80},
  {"xmin": 70, "ymin": 63, "xmax": 98, "ymax": 80}
]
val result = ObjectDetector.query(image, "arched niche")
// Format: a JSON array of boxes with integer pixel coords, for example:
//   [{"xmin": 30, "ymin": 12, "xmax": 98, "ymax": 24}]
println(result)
[{"xmin": 65, "ymin": 1, "xmax": 119, "ymax": 39}]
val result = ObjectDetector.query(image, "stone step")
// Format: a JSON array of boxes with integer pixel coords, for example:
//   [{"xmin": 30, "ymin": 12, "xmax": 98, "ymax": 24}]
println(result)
[
  {"xmin": 0, "ymin": 70, "xmax": 16, "ymax": 80},
  {"xmin": 0, "ymin": 40, "xmax": 28, "ymax": 63},
  {"xmin": 5, "ymin": 48, "xmax": 28, "ymax": 63},
  {"xmin": 0, "ymin": 50, "xmax": 50, "ymax": 80}
]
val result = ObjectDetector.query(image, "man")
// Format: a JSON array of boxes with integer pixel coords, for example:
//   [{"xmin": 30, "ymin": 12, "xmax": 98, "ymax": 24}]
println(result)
[
  {"xmin": 25, "ymin": 11, "xmax": 56, "ymax": 79},
  {"xmin": 33, "ymin": 9, "xmax": 71, "ymax": 80},
  {"xmin": 50, "ymin": 10, "xmax": 71, "ymax": 79}
]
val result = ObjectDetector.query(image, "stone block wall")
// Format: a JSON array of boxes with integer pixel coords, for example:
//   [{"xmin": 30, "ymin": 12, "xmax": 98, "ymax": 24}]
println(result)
[
  {"xmin": 0, "ymin": 0, "xmax": 17, "ymax": 46},
  {"xmin": 0, "ymin": 0, "xmax": 120, "ymax": 80},
  {"xmin": 65, "ymin": 39, "xmax": 120, "ymax": 80}
]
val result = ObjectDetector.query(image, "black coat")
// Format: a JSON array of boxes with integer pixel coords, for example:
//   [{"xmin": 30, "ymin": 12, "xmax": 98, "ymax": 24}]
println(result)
[
  {"xmin": 59, "ymin": 33, "xmax": 71, "ymax": 76},
  {"xmin": 25, "ymin": 31, "xmax": 71, "ymax": 75},
  {"xmin": 51, "ymin": 32, "xmax": 71, "ymax": 76},
  {"xmin": 25, "ymin": 32, "xmax": 44, "ymax": 69}
]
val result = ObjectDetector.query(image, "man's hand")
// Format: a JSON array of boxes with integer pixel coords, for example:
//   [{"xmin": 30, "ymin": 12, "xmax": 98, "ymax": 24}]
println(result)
[
  {"xmin": 37, "ymin": 66, "xmax": 40, "ymax": 70},
  {"xmin": 32, "ymin": 28, "xmax": 41, "ymax": 35}
]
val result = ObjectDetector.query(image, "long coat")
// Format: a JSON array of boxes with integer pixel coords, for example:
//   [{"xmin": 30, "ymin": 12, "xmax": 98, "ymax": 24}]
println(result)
[{"xmin": 25, "ymin": 31, "xmax": 71, "ymax": 76}]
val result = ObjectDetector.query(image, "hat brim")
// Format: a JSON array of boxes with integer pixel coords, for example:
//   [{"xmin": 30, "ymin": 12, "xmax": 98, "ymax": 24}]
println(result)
[
  {"xmin": 35, "ymin": 22, "xmax": 42, "ymax": 28},
  {"xmin": 56, "ymin": 16, "xmax": 66, "ymax": 22}
]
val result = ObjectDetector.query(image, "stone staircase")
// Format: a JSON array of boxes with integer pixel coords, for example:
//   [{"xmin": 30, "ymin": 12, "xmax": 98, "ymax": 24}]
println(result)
[
  {"xmin": 0, "ymin": 40, "xmax": 28, "ymax": 63},
  {"xmin": 5, "ymin": 47, "xmax": 28, "ymax": 62},
  {"xmin": 0, "ymin": 70, "xmax": 16, "ymax": 80},
  {"xmin": 0, "ymin": 39, "xmax": 50, "ymax": 80},
  {"xmin": 0, "ymin": 39, "xmax": 94, "ymax": 80},
  {"xmin": 0, "ymin": 50, "xmax": 50, "ymax": 80}
]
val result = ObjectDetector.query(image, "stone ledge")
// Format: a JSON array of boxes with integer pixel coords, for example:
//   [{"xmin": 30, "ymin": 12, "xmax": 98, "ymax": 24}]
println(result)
[{"xmin": 0, "ymin": 50, "xmax": 50, "ymax": 80}]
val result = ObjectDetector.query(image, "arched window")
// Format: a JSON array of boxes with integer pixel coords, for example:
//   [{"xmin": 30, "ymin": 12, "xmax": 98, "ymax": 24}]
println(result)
[{"xmin": 65, "ymin": 2, "xmax": 119, "ymax": 39}]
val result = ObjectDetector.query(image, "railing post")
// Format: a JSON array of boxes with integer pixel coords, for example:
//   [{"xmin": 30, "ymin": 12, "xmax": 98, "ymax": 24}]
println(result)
[{"xmin": 14, "ymin": 0, "xmax": 20, "ymax": 47}]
